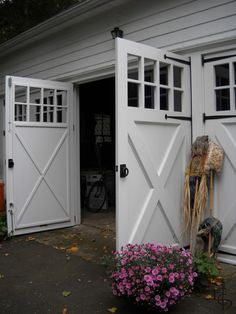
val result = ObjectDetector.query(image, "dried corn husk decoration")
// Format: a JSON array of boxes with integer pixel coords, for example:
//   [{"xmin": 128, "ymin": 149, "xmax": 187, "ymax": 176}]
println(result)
[
  {"xmin": 204, "ymin": 140, "xmax": 224, "ymax": 175},
  {"xmin": 183, "ymin": 136, "xmax": 209, "ymax": 253}
]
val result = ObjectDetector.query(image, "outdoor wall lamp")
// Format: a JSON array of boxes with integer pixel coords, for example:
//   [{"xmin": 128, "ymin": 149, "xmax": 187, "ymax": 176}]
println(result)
[{"xmin": 111, "ymin": 27, "xmax": 123, "ymax": 39}]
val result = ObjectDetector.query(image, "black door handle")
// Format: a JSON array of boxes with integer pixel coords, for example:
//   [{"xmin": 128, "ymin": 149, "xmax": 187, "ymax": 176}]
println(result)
[
  {"xmin": 8, "ymin": 159, "xmax": 14, "ymax": 168},
  {"xmin": 120, "ymin": 164, "xmax": 129, "ymax": 178}
]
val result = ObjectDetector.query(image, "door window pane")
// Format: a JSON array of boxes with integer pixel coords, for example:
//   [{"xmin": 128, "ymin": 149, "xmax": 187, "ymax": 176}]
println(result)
[
  {"xmin": 15, "ymin": 86, "xmax": 27, "ymax": 103},
  {"xmin": 216, "ymin": 89, "xmax": 230, "ymax": 111},
  {"xmin": 43, "ymin": 89, "xmax": 54, "ymax": 104},
  {"xmin": 43, "ymin": 106, "xmax": 54, "ymax": 122},
  {"xmin": 234, "ymin": 88, "xmax": 236, "ymax": 109},
  {"xmin": 160, "ymin": 63, "xmax": 168, "ymax": 85},
  {"xmin": 57, "ymin": 107, "xmax": 67, "ymax": 123},
  {"xmin": 128, "ymin": 54, "xmax": 140, "ymax": 80},
  {"xmin": 144, "ymin": 58, "xmax": 155, "ymax": 83},
  {"xmin": 29, "ymin": 105, "xmax": 41, "ymax": 122},
  {"xmin": 30, "ymin": 87, "xmax": 41, "ymax": 104},
  {"xmin": 15, "ymin": 104, "xmax": 27, "ymax": 121},
  {"xmin": 215, "ymin": 64, "xmax": 229, "ymax": 86},
  {"xmin": 57, "ymin": 90, "xmax": 67, "ymax": 106},
  {"xmin": 145, "ymin": 85, "xmax": 155, "ymax": 109},
  {"xmin": 174, "ymin": 90, "xmax": 182, "ymax": 112},
  {"xmin": 234, "ymin": 63, "xmax": 236, "ymax": 84},
  {"xmin": 128, "ymin": 82, "xmax": 139, "ymax": 107},
  {"xmin": 160, "ymin": 88, "xmax": 169, "ymax": 110},
  {"xmin": 173, "ymin": 66, "xmax": 182, "ymax": 88}
]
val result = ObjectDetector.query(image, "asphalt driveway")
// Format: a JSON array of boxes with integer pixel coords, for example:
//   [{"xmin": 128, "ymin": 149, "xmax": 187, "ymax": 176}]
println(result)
[{"xmin": 0, "ymin": 231, "xmax": 235, "ymax": 314}]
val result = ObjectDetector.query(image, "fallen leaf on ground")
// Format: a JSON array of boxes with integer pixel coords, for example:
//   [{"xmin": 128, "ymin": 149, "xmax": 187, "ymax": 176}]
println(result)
[
  {"xmin": 66, "ymin": 246, "xmax": 79, "ymax": 253},
  {"xmin": 62, "ymin": 307, "xmax": 69, "ymax": 314},
  {"xmin": 107, "ymin": 307, "xmax": 118, "ymax": 313},
  {"xmin": 4, "ymin": 253, "xmax": 9, "ymax": 256},
  {"xmin": 0, "ymin": 273, "xmax": 4, "ymax": 279},
  {"xmin": 26, "ymin": 236, "xmax": 35, "ymax": 241},
  {"xmin": 62, "ymin": 291, "xmax": 71, "ymax": 297},
  {"xmin": 205, "ymin": 294, "xmax": 214, "ymax": 300}
]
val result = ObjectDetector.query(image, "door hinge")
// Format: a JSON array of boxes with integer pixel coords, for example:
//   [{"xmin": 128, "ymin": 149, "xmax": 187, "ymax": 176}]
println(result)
[
  {"xmin": 73, "ymin": 124, "xmax": 75, "ymax": 131},
  {"xmin": 164, "ymin": 54, "xmax": 191, "ymax": 66},
  {"xmin": 8, "ymin": 77, "xmax": 12, "ymax": 88},
  {"xmin": 74, "ymin": 215, "xmax": 76, "ymax": 222},
  {"xmin": 203, "ymin": 113, "xmax": 236, "ymax": 123},
  {"xmin": 165, "ymin": 114, "xmax": 192, "ymax": 121},
  {"xmin": 202, "ymin": 54, "xmax": 236, "ymax": 65},
  {"xmin": 3, "ymin": 130, "xmax": 5, "ymax": 136}
]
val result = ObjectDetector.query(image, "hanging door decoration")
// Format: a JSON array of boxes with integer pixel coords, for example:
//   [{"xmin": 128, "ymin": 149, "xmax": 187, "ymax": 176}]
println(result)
[{"xmin": 183, "ymin": 135, "xmax": 224, "ymax": 255}]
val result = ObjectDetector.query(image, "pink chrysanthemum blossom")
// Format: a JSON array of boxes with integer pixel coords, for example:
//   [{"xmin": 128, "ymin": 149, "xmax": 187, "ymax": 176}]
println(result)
[{"xmin": 111, "ymin": 243, "xmax": 197, "ymax": 312}]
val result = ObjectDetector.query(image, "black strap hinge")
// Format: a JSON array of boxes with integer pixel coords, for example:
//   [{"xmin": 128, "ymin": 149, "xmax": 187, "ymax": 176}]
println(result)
[
  {"xmin": 202, "ymin": 54, "xmax": 236, "ymax": 65},
  {"xmin": 164, "ymin": 54, "xmax": 190, "ymax": 66},
  {"xmin": 203, "ymin": 113, "xmax": 236, "ymax": 122},
  {"xmin": 165, "ymin": 114, "xmax": 192, "ymax": 121}
]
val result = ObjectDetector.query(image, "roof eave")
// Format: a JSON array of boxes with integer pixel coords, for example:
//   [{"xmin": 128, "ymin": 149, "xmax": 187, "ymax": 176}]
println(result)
[{"xmin": 0, "ymin": 0, "xmax": 115, "ymax": 57}]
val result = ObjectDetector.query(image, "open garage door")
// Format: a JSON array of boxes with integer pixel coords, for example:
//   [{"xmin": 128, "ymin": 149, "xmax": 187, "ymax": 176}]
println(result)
[
  {"xmin": 116, "ymin": 38, "xmax": 192, "ymax": 249},
  {"xmin": 5, "ymin": 76, "xmax": 75, "ymax": 235},
  {"xmin": 203, "ymin": 55, "xmax": 236, "ymax": 264}
]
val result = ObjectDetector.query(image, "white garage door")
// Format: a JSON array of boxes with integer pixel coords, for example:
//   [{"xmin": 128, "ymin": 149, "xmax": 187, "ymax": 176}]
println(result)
[
  {"xmin": 203, "ymin": 55, "xmax": 236, "ymax": 263},
  {"xmin": 5, "ymin": 76, "xmax": 75, "ymax": 235},
  {"xmin": 116, "ymin": 38, "xmax": 192, "ymax": 249}
]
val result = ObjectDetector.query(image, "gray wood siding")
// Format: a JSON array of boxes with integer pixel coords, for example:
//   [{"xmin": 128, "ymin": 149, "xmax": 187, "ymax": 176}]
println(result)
[{"xmin": 0, "ymin": 0, "xmax": 235, "ymax": 92}]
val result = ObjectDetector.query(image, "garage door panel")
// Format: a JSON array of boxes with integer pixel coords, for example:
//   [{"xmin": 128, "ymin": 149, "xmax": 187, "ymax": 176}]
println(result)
[
  {"xmin": 15, "ymin": 127, "xmax": 67, "ymax": 172},
  {"xmin": 15, "ymin": 179, "xmax": 70, "ymax": 229},
  {"xmin": 127, "ymin": 137, "xmax": 152, "ymax": 238},
  {"xmin": 223, "ymin": 122, "xmax": 236, "ymax": 144},
  {"xmin": 14, "ymin": 132, "xmax": 40, "ymax": 212},
  {"xmin": 45, "ymin": 134, "xmax": 69, "ymax": 210},
  {"xmin": 136, "ymin": 122, "xmax": 179, "ymax": 175},
  {"xmin": 204, "ymin": 57, "xmax": 236, "ymax": 259},
  {"xmin": 143, "ymin": 201, "xmax": 177, "ymax": 244},
  {"xmin": 116, "ymin": 38, "xmax": 191, "ymax": 249},
  {"xmin": 5, "ymin": 76, "xmax": 74, "ymax": 235}
]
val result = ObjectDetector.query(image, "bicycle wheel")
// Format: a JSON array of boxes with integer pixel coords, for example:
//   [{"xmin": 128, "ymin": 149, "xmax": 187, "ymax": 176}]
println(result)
[{"xmin": 87, "ymin": 180, "xmax": 106, "ymax": 212}]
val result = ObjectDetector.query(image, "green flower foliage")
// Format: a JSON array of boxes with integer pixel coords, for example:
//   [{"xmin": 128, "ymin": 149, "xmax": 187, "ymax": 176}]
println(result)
[
  {"xmin": 0, "ymin": 216, "xmax": 7, "ymax": 238},
  {"xmin": 193, "ymin": 253, "xmax": 219, "ymax": 288}
]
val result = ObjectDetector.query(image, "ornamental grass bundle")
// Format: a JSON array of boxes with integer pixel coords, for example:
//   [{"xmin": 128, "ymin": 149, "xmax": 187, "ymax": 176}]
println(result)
[{"xmin": 183, "ymin": 136, "xmax": 209, "ymax": 254}]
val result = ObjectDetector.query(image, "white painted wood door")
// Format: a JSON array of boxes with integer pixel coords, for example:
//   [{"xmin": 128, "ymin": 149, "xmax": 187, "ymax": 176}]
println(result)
[
  {"xmin": 116, "ymin": 38, "xmax": 192, "ymax": 249},
  {"xmin": 204, "ymin": 56, "xmax": 236, "ymax": 263},
  {"xmin": 5, "ymin": 76, "xmax": 75, "ymax": 235}
]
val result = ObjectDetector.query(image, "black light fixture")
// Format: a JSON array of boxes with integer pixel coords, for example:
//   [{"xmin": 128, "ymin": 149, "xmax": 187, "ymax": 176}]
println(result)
[{"xmin": 111, "ymin": 27, "xmax": 123, "ymax": 39}]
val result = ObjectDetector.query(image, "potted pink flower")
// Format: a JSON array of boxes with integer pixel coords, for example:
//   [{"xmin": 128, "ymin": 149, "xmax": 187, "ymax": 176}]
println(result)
[{"xmin": 111, "ymin": 243, "xmax": 197, "ymax": 312}]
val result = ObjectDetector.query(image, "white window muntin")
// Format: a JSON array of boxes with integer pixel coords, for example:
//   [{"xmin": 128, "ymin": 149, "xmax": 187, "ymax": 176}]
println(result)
[{"xmin": 14, "ymin": 84, "xmax": 68, "ymax": 124}]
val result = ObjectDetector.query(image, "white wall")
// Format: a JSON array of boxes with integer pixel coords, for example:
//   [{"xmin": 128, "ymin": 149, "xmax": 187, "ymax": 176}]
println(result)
[{"xmin": 0, "ymin": 0, "xmax": 235, "ymax": 93}]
